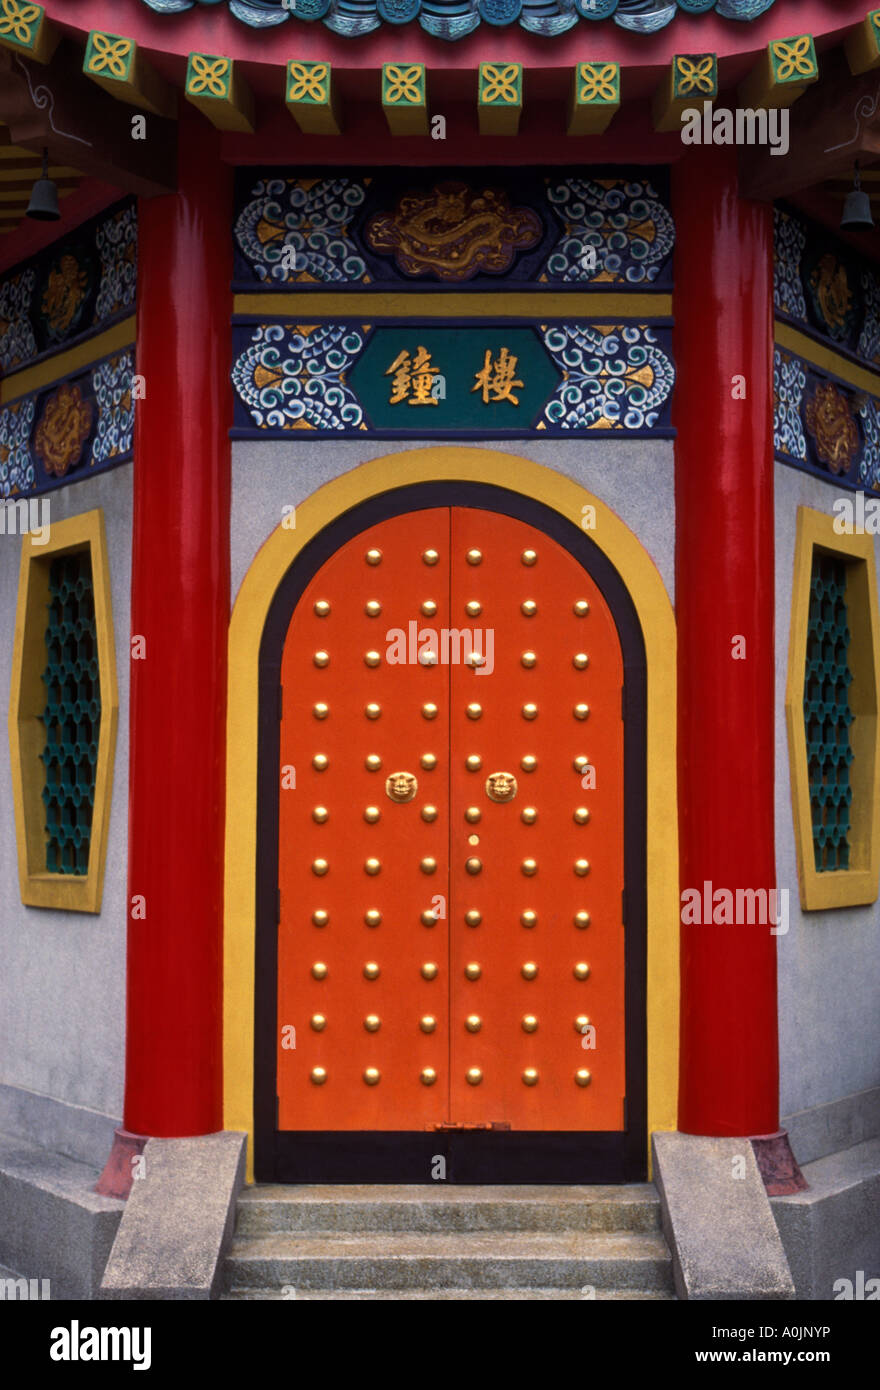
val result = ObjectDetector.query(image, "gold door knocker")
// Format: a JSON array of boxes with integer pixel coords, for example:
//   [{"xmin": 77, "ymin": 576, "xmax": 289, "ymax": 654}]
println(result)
[
  {"xmin": 485, "ymin": 771, "xmax": 517, "ymax": 803},
  {"xmin": 385, "ymin": 771, "xmax": 418, "ymax": 803}
]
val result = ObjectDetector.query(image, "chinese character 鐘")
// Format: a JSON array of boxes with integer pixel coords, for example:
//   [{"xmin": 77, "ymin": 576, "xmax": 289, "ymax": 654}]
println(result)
[{"xmin": 386, "ymin": 346, "xmax": 441, "ymax": 406}]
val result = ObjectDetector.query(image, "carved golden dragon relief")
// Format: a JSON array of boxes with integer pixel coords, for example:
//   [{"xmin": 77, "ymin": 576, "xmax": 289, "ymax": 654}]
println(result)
[{"xmin": 365, "ymin": 181, "xmax": 542, "ymax": 281}]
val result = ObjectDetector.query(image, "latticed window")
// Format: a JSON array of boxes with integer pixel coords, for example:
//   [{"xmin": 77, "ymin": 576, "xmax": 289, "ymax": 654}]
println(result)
[
  {"xmin": 804, "ymin": 553, "xmax": 854, "ymax": 873},
  {"xmin": 39, "ymin": 552, "xmax": 101, "ymax": 875}
]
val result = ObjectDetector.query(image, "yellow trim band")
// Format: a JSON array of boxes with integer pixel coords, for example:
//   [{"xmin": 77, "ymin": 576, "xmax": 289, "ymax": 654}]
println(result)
[
  {"xmin": 1, "ymin": 316, "xmax": 136, "ymax": 405},
  {"xmin": 775, "ymin": 320, "xmax": 880, "ymax": 398},
  {"xmin": 223, "ymin": 447, "xmax": 679, "ymax": 1181},
  {"xmin": 233, "ymin": 292, "xmax": 673, "ymax": 321},
  {"xmin": 785, "ymin": 506, "xmax": 880, "ymax": 910}
]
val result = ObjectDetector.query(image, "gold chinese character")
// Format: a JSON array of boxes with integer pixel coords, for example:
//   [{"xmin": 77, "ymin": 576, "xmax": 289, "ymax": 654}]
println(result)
[
  {"xmin": 386, "ymin": 349, "xmax": 412, "ymax": 404},
  {"xmin": 385, "ymin": 346, "xmax": 440, "ymax": 406},
  {"xmin": 472, "ymin": 347, "xmax": 524, "ymax": 406}
]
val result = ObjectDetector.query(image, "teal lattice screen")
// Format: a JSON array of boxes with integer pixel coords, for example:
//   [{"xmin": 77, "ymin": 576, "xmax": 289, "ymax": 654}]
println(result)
[
  {"xmin": 39, "ymin": 551, "xmax": 101, "ymax": 875},
  {"xmin": 804, "ymin": 552, "xmax": 854, "ymax": 872}
]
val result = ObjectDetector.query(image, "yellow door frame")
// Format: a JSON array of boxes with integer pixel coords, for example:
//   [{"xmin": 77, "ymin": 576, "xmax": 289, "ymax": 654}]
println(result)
[{"xmin": 223, "ymin": 447, "xmax": 679, "ymax": 1179}]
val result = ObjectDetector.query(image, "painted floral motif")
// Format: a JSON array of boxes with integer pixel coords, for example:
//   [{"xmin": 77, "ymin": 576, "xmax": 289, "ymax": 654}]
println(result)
[
  {"xmin": 91, "ymin": 352, "xmax": 134, "ymax": 464},
  {"xmin": 34, "ymin": 382, "xmax": 94, "ymax": 478},
  {"xmin": 806, "ymin": 253, "xmax": 856, "ymax": 344},
  {"xmin": 539, "ymin": 323, "xmax": 674, "ymax": 430},
  {"xmin": 857, "ymin": 268, "xmax": 880, "ymax": 367},
  {"xmin": 773, "ymin": 207, "xmax": 807, "ymax": 321},
  {"xmin": 235, "ymin": 177, "xmax": 368, "ymax": 284},
  {"xmin": 543, "ymin": 179, "xmax": 674, "ymax": 285},
  {"xmin": 40, "ymin": 252, "xmax": 91, "ymax": 342},
  {"xmin": 95, "ymin": 205, "xmax": 138, "ymax": 321},
  {"xmin": 139, "ymin": 0, "xmax": 779, "ymax": 39},
  {"xmin": 0, "ymin": 267, "xmax": 37, "ymax": 372},
  {"xmin": 364, "ymin": 182, "xmax": 542, "ymax": 282},
  {"xmin": 858, "ymin": 398, "xmax": 880, "ymax": 492},
  {"xmin": 773, "ymin": 349, "xmax": 806, "ymax": 461},
  {"xmin": 804, "ymin": 380, "xmax": 860, "ymax": 476},
  {"xmin": 0, "ymin": 398, "xmax": 36, "ymax": 497},
  {"xmin": 232, "ymin": 323, "xmax": 365, "ymax": 430}
]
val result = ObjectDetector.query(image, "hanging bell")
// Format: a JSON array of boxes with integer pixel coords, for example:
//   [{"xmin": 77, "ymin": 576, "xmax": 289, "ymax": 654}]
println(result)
[
  {"xmin": 841, "ymin": 163, "xmax": 874, "ymax": 231},
  {"xmin": 26, "ymin": 148, "xmax": 60, "ymax": 222}
]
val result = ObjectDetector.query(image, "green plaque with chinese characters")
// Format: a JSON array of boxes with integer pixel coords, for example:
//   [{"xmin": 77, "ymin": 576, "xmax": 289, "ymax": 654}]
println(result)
[{"xmin": 349, "ymin": 326, "xmax": 558, "ymax": 431}]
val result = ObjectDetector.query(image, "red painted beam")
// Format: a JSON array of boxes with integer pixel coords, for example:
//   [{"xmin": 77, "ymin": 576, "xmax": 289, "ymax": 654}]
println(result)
[
  {"xmin": 124, "ymin": 106, "xmax": 231, "ymax": 1137},
  {"xmin": 673, "ymin": 146, "xmax": 778, "ymax": 1137},
  {"xmin": 222, "ymin": 98, "xmax": 681, "ymax": 168}
]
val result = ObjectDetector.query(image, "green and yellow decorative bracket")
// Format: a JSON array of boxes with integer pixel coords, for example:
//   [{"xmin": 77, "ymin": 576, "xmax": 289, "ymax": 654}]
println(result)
[
  {"xmin": 185, "ymin": 52, "xmax": 254, "ymax": 132},
  {"xmin": 0, "ymin": 0, "xmax": 59, "ymax": 64},
  {"xmin": 567, "ymin": 62, "xmax": 620, "ymax": 136},
  {"xmin": 83, "ymin": 31, "xmax": 175, "ymax": 117},
  {"xmin": 845, "ymin": 10, "xmax": 880, "ymax": 75},
  {"xmin": 739, "ymin": 34, "xmax": 818, "ymax": 109},
  {"xmin": 478, "ymin": 62, "xmax": 522, "ymax": 136},
  {"xmin": 285, "ymin": 59, "xmax": 341, "ymax": 135},
  {"xmin": 382, "ymin": 63, "xmax": 428, "ymax": 137},
  {"xmin": 653, "ymin": 54, "xmax": 717, "ymax": 132}
]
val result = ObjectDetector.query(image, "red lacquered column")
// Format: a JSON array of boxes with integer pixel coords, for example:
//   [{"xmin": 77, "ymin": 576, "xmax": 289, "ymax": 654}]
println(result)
[
  {"xmin": 673, "ymin": 147, "xmax": 778, "ymax": 1137},
  {"xmin": 125, "ymin": 106, "xmax": 231, "ymax": 1136}
]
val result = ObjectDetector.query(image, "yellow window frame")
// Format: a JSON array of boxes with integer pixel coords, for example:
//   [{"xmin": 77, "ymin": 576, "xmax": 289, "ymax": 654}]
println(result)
[
  {"xmin": 8, "ymin": 508, "xmax": 118, "ymax": 913},
  {"xmin": 786, "ymin": 506, "xmax": 880, "ymax": 910}
]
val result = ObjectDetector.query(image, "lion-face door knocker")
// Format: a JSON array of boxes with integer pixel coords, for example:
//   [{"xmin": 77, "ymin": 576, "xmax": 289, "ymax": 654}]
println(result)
[
  {"xmin": 485, "ymin": 771, "xmax": 517, "ymax": 804},
  {"xmin": 386, "ymin": 771, "xmax": 418, "ymax": 804}
]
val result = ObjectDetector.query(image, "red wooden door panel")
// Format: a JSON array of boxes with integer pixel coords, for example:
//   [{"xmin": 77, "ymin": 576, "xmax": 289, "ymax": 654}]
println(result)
[
  {"xmin": 277, "ymin": 505, "xmax": 625, "ymax": 1135},
  {"xmin": 448, "ymin": 509, "xmax": 625, "ymax": 1130},
  {"xmin": 278, "ymin": 510, "xmax": 451, "ymax": 1130}
]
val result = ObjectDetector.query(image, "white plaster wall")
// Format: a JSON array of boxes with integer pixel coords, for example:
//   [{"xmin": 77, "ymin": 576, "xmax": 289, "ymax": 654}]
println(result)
[
  {"xmin": 0, "ymin": 466, "xmax": 131, "ymax": 1127},
  {"xmin": 775, "ymin": 463, "xmax": 880, "ymax": 1119}
]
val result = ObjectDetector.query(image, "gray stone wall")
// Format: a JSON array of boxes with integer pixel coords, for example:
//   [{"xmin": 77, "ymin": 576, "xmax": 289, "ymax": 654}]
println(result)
[
  {"xmin": 774, "ymin": 463, "xmax": 880, "ymax": 1122},
  {"xmin": 0, "ymin": 466, "xmax": 132, "ymax": 1147}
]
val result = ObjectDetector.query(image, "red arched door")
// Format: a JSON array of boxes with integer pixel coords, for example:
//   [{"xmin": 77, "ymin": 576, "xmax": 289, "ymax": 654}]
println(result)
[{"xmin": 269, "ymin": 503, "xmax": 632, "ymax": 1181}]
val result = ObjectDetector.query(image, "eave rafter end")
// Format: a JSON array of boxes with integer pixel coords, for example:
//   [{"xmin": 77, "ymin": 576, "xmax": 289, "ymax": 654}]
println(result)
[
  {"xmin": 83, "ymin": 30, "xmax": 176, "ymax": 119},
  {"xmin": 568, "ymin": 62, "xmax": 620, "ymax": 136},
  {"xmin": 738, "ymin": 34, "xmax": 819, "ymax": 111},
  {"xmin": 0, "ymin": 0, "xmax": 59, "ymax": 64},
  {"xmin": 286, "ymin": 59, "xmax": 341, "ymax": 135},
  {"xmin": 185, "ymin": 52, "xmax": 254, "ymax": 133},
  {"xmin": 653, "ymin": 53, "xmax": 717, "ymax": 133}
]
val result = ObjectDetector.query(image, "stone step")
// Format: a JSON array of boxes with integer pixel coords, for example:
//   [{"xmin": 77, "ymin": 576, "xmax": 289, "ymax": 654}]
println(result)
[
  {"xmin": 224, "ymin": 1229, "xmax": 674, "ymax": 1293},
  {"xmin": 771, "ymin": 1136, "xmax": 880, "ymax": 1300},
  {"xmin": 0, "ymin": 1132, "xmax": 123, "ymax": 1300},
  {"xmin": 235, "ymin": 1183, "xmax": 662, "ymax": 1236},
  {"xmin": 222, "ymin": 1285, "xmax": 676, "ymax": 1301}
]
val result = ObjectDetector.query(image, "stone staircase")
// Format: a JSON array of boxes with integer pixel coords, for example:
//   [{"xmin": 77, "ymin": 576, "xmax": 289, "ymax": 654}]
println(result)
[{"xmin": 222, "ymin": 1184, "xmax": 676, "ymax": 1300}]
